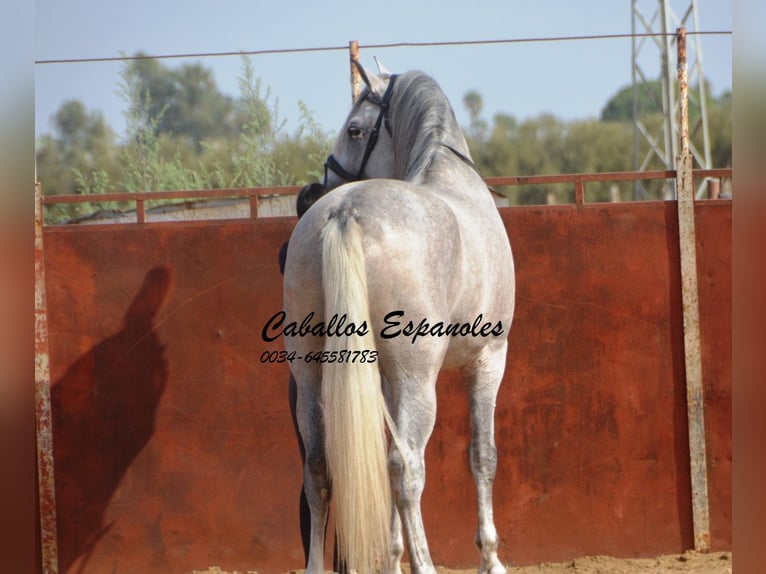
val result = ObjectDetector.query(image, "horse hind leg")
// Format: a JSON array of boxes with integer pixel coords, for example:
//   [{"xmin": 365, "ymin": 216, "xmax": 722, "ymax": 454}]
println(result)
[
  {"xmin": 303, "ymin": 443, "xmax": 331, "ymax": 574},
  {"xmin": 296, "ymin": 374, "xmax": 332, "ymax": 574},
  {"xmin": 382, "ymin": 375, "xmax": 404, "ymax": 574},
  {"xmin": 388, "ymin": 375, "xmax": 438, "ymax": 574},
  {"xmin": 464, "ymin": 343, "xmax": 508, "ymax": 574},
  {"xmin": 384, "ymin": 503, "xmax": 404, "ymax": 574}
]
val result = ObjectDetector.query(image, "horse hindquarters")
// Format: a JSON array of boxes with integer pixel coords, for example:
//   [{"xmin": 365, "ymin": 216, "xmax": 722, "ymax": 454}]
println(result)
[{"xmin": 320, "ymin": 214, "xmax": 391, "ymax": 574}]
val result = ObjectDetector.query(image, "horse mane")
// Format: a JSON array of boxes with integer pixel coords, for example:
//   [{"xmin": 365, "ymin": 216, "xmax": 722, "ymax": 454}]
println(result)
[{"xmin": 387, "ymin": 71, "xmax": 472, "ymax": 181}]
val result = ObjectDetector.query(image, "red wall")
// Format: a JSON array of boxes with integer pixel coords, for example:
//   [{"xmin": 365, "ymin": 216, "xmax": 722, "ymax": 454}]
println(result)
[{"xmin": 41, "ymin": 201, "xmax": 731, "ymax": 573}]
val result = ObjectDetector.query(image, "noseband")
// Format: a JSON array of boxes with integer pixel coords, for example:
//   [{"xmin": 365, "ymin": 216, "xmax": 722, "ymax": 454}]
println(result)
[{"xmin": 324, "ymin": 74, "xmax": 398, "ymax": 184}]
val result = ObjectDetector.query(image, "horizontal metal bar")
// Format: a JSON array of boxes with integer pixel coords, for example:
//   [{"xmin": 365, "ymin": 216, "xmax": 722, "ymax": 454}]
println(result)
[
  {"xmin": 486, "ymin": 168, "xmax": 730, "ymax": 187},
  {"xmin": 40, "ymin": 185, "xmax": 304, "ymax": 205},
  {"xmin": 39, "ymin": 170, "xmax": 732, "ymax": 208},
  {"xmin": 489, "ymin": 170, "xmax": 680, "ymax": 187},
  {"xmin": 692, "ymin": 168, "xmax": 732, "ymax": 179}
]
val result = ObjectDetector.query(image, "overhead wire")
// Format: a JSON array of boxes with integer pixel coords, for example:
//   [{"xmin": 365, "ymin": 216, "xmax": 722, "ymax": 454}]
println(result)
[{"xmin": 34, "ymin": 30, "xmax": 731, "ymax": 65}]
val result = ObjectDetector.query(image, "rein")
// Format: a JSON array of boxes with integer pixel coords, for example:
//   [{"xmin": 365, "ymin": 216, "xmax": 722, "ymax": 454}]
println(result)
[
  {"xmin": 324, "ymin": 74, "xmax": 398, "ymax": 184},
  {"xmin": 441, "ymin": 143, "xmax": 485, "ymax": 181}
]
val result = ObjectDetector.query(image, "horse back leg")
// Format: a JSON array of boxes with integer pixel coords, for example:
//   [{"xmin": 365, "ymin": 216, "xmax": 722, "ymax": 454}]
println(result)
[
  {"xmin": 382, "ymin": 375, "xmax": 404, "ymax": 574},
  {"xmin": 384, "ymin": 503, "xmax": 404, "ymax": 574},
  {"xmin": 464, "ymin": 343, "xmax": 508, "ymax": 574},
  {"xmin": 387, "ymin": 373, "xmax": 438, "ymax": 574},
  {"xmin": 295, "ymin": 369, "xmax": 331, "ymax": 574}
]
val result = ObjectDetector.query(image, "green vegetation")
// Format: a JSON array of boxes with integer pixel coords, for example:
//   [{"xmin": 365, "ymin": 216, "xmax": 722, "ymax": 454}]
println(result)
[
  {"xmin": 36, "ymin": 55, "xmax": 731, "ymax": 222},
  {"xmin": 37, "ymin": 55, "xmax": 333, "ymax": 223},
  {"xmin": 464, "ymin": 81, "xmax": 731, "ymax": 204}
]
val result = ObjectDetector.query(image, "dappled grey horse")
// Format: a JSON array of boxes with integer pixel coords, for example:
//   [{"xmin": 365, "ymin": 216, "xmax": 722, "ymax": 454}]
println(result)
[{"xmin": 281, "ymin": 63, "xmax": 515, "ymax": 574}]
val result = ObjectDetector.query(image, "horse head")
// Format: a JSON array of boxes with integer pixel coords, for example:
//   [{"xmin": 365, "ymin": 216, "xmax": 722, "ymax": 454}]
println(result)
[
  {"xmin": 323, "ymin": 61, "xmax": 397, "ymax": 190},
  {"xmin": 324, "ymin": 63, "xmax": 477, "ymax": 192}
]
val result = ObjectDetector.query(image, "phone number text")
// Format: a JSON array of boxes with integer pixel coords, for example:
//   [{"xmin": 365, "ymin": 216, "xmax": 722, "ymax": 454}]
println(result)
[{"xmin": 260, "ymin": 349, "xmax": 379, "ymax": 364}]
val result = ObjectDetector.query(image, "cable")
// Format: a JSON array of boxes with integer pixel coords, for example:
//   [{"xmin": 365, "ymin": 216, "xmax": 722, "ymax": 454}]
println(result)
[{"xmin": 34, "ymin": 30, "xmax": 732, "ymax": 66}]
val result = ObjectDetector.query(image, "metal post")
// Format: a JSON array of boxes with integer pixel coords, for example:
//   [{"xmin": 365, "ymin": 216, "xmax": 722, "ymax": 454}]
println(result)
[
  {"xmin": 675, "ymin": 27, "xmax": 711, "ymax": 553},
  {"xmin": 708, "ymin": 178, "xmax": 720, "ymax": 199},
  {"xmin": 136, "ymin": 198, "xmax": 145, "ymax": 223},
  {"xmin": 35, "ymin": 182, "xmax": 60, "ymax": 573},
  {"xmin": 349, "ymin": 40, "xmax": 361, "ymax": 101},
  {"xmin": 574, "ymin": 180, "xmax": 585, "ymax": 206}
]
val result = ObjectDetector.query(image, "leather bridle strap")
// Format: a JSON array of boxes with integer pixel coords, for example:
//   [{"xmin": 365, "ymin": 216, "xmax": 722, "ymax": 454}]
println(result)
[
  {"xmin": 324, "ymin": 74, "xmax": 398, "ymax": 184},
  {"xmin": 323, "ymin": 154, "xmax": 359, "ymax": 182}
]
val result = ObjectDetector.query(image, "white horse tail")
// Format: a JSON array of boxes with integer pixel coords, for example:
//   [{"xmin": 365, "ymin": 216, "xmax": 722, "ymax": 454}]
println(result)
[{"xmin": 320, "ymin": 214, "xmax": 391, "ymax": 574}]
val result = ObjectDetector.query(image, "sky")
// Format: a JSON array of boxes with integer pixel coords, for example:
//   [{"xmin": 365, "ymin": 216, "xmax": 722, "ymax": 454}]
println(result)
[{"xmin": 35, "ymin": 1, "xmax": 732, "ymax": 141}]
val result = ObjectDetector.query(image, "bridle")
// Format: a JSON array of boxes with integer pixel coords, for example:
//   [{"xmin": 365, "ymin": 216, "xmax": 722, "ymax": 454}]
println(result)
[{"xmin": 324, "ymin": 74, "xmax": 398, "ymax": 185}]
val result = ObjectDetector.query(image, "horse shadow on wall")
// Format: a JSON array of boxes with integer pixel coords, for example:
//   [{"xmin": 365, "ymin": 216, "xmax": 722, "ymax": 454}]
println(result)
[{"xmin": 52, "ymin": 266, "xmax": 172, "ymax": 574}]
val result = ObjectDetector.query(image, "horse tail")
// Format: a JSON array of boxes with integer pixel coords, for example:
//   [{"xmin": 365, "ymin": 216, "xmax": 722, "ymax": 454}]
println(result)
[{"xmin": 320, "ymin": 214, "xmax": 391, "ymax": 574}]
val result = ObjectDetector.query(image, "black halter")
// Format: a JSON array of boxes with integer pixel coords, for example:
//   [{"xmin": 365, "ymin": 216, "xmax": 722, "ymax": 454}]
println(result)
[{"xmin": 324, "ymin": 74, "xmax": 398, "ymax": 184}]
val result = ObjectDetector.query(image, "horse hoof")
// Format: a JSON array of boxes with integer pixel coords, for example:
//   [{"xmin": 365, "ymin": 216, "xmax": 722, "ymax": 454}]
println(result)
[{"xmin": 479, "ymin": 559, "xmax": 507, "ymax": 574}]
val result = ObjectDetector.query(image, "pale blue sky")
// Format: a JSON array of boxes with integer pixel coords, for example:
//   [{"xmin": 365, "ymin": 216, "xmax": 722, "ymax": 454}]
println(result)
[{"xmin": 35, "ymin": 1, "xmax": 732, "ymax": 140}]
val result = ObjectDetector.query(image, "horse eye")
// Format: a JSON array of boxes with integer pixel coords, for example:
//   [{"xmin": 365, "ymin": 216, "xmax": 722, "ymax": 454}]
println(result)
[{"xmin": 347, "ymin": 125, "xmax": 363, "ymax": 139}]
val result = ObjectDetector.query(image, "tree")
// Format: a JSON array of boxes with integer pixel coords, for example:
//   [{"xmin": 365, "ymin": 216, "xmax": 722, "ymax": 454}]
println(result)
[
  {"xmin": 113, "ymin": 53, "xmax": 328, "ymax": 195},
  {"xmin": 702, "ymin": 90, "xmax": 731, "ymax": 169},
  {"xmin": 48, "ymin": 100, "xmax": 117, "ymax": 179},
  {"xmin": 36, "ymin": 99, "xmax": 120, "ymax": 220},
  {"xmin": 125, "ymin": 54, "xmax": 238, "ymax": 151},
  {"xmin": 165, "ymin": 63, "xmax": 238, "ymax": 149},
  {"xmin": 601, "ymin": 79, "xmax": 665, "ymax": 122},
  {"xmin": 37, "ymin": 56, "xmax": 728, "ymax": 220},
  {"xmin": 601, "ymin": 79, "xmax": 732, "ymax": 172},
  {"xmin": 463, "ymin": 90, "xmax": 488, "ymax": 141},
  {"xmin": 464, "ymin": 77, "xmax": 731, "ymax": 204},
  {"xmin": 468, "ymin": 111, "xmax": 568, "ymax": 204}
]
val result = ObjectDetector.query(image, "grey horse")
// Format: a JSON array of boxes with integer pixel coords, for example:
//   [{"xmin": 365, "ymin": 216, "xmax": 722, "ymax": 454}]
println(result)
[{"xmin": 280, "ymin": 63, "xmax": 515, "ymax": 574}]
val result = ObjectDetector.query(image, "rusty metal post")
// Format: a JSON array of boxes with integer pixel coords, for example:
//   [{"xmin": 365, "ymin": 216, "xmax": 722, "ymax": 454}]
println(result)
[
  {"xmin": 136, "ymin": 198, "xmax": 145, "ymax": 223},
  {"xmin": 574, "ymin": 179, "xmax": 585, "ymax": 206},
  {"xmin": 35, "ymin": 182, "xmax": 60, "ymax": 573},
  {"xmin": 349, "ymin": 40, "xmax": 361, "ymax": 101},
  {"xmin": 708, "ymin": 178, "xmax": 720, "ymax": 199},
  {"xmin": 675, "ymin": 26, "xmax": 711, "ymax": 553}
]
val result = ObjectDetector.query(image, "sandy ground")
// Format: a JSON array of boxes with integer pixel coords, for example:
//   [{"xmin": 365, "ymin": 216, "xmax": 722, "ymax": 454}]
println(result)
[{"xmin": 193, "ymin": 550, "xmax": 732, "ymax": 574}]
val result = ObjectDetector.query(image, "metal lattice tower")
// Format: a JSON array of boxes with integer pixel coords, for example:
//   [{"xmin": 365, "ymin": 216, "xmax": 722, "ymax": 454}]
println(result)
[{"xmin": 631, "ymin": 0, "xmax": 712, "ymax": 199}]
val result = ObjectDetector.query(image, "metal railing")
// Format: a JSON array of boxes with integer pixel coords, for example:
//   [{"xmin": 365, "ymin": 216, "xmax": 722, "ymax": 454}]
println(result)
[{"xmin": 39, "ymin": 168, "xmax": 732, "ymax": 225}]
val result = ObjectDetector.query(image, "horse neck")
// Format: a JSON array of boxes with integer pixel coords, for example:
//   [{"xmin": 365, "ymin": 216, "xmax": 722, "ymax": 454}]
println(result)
[
  {"xmin": 420, "ymin": 146, "xmax": 488, "ymax": 197},
  {"xmin": 394, "ymin": 117, "xmax": 473, "ymax": 182},
  {"xmin": 395, "ymin": 116, "xmax": 483, "ymax": 193},
  {"xmin": 386, "ymin": 75, "xmax": 456, "ymax": 178}
]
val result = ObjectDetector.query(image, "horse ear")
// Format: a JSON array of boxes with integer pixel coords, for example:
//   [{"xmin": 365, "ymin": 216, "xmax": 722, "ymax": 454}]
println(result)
[
  {"xmin": 373, "ymin": 56, "xmax": 391, "ymax": 76},
  {"xmin": 353, "ymin": 60, "xmax": 387, "ymax": 97}
]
